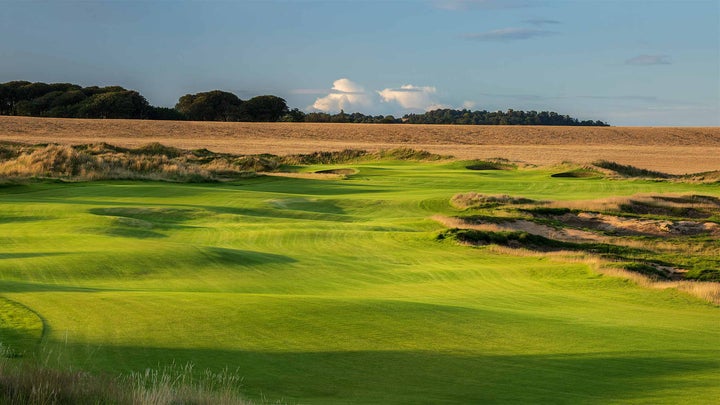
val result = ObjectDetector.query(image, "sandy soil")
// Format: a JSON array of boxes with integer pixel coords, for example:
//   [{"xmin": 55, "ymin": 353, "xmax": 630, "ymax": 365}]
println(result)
[
  {"xmin": 434, "ymin": 213, "xmax": 720, "ymax": 244},
  {"xmin": 432, "ymin": 215, "xmax": 611, "ymax": 244},
  {"xmin": 1, "ymin": 116, "xmax": 718, "ymax": 174}
]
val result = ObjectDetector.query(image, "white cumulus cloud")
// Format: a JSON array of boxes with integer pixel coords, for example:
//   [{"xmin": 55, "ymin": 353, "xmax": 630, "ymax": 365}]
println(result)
[
  {"xmin": 311, "ymin": 78, "xmax": 372, "ymax": 112},
  {"xmin": 377, "ymin": 85, "xmax": 441, "ymax": 111}
]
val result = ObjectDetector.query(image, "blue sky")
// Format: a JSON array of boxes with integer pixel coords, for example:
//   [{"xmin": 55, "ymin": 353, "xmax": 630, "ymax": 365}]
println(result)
[{"xmin": 1, "ymin": 0, "xmax": 718, "ymax": 126}]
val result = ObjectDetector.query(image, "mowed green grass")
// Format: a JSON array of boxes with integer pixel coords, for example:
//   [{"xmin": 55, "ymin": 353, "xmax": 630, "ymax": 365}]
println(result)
[{"xmin": 1, "ymin": 161, "xmax": 719, "ymax": 404}]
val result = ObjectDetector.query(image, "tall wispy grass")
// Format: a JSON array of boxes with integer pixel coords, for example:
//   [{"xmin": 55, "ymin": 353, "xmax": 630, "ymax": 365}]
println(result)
[
  {"xmin": 599, "ymin": 266, "xmax": 720, "ymax": 305},
  {"xmin": 0, "ymin": 143, "xmax": 249, "ymax": 182},
  {"xmin": 451, "ymin": 193, "xmax": 536, "ymax": 209},
  {"xmin": 281, "ymin": 147, "xmax": 446, "ymax": 165},
  {"xmin": 0, "ymin": 357, "xmax": 253, "ymax": 405},
  {"xmin": 0, "ymin": 142, "xmax": 445, "ymax": 183},
  {"xmin": 486, "ymin": 245, "xmax": 720, "ymax": 305},
  {"xmin": 592, "ymin": 160, "xmax": 720, "ymax": 183}
]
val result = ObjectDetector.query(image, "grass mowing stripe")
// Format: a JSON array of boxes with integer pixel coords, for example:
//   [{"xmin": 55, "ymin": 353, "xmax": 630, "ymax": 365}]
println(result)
[{"xmin": 0, "ymin": 162, "xmax": 718, "ymax": 403}]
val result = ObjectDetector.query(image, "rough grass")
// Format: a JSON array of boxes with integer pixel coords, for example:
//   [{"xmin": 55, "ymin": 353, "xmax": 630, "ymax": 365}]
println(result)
[
  {"xmin": 551, "ymin": 167, "xmax": 603, "ymax": 178},
  {"xmin": 542, "ymin": 193, "xmax": 720, "ymax": 218},
  {"xmin": 450, "ymin": 188, "xmax": 720, "ymax": 284},
  {"xmin": 593, "ymin": 160, "xmax": 671, "ymax": 178},
  {"xmin": 450, "ymin": 192, "xmax": 536, "ymax": 209},
  {"xmin": 282, "ymin": 148, "xmax": 447, "ymax": 165},
  {"xmin": 0, "ymin": 143, "xmax": 244, "ymax": 182},
  {"xmin": 463, "ymin": 159, "xmax": 517, "ymax": 171},
  {"xmin": 0, "ymin": 359, "xmax": 250, "ymax": 405},
  {"xmin": 0, "ymin": 142, "xmax": 443, "ymax": 182}
]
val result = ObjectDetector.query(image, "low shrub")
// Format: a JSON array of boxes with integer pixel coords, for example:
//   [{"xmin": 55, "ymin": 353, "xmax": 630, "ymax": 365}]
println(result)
[
  {"xmin": 593, "ymin": 160, "xmax": 670, "ymax": 179},
  {"xmin": 437, "ymin": 228, "xmax": 569, "ymax": 250},
  {"xmin": 451, "ymin": 192, "xmax": 535, "ymax": 209},
  {"xmin": 624, "ymin": 263, "xmax": 668, "ymax": 279},
  {"xmin": 686, "ymin": 268, "xmax": 720, "ymax": 282},
  {"xmin": 522, "ymin": 207, "xmax": 572, "ymax": 216},
  {"xmin": 465, "ymin": 160, "xmax": 515, "ymax": 170},
  {"xmin": 282, "ymin": 149, "xmax": 368, "ymax": 165},
  {"xmin": 551, "ymin": 168, "xmax": 602, "ymax": 178},
  {"xmin": 131, "ymin": 142, "xmax": 183, "ymax": 158}
]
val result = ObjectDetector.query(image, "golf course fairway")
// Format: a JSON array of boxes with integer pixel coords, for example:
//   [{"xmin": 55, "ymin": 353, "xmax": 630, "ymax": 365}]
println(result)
[{"xmin": 1, "ymin": 160, "xmax": 718, "ymax": 404}]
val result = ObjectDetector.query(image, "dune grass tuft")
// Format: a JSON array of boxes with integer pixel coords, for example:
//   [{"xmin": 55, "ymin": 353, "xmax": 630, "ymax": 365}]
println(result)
[
  {"xmin": 0, "ymin": 358, "xmax": 252, "ymax": 405},
  {"xmin": 451, "ymin": 192, "xmax": 536, "ymax": 209},
  {"xmin": 593, "ymin": 160, "xmax": 671, "ymax": 179}
]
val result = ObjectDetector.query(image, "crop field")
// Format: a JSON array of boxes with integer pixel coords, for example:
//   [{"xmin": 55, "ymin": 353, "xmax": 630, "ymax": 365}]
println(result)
[
  {"xmin": 0, "ymin": 141, "xmax": 719, "ymax": 403},
  {"xmin": 1, "ymin": 116, "xmax": 720, "ymax": 174}
]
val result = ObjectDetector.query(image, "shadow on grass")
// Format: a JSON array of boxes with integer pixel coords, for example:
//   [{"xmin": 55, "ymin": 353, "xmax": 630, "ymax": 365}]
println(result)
[
  {"xmin": 0, "ymin": 280, "xmax": 104, "ymax": 293},
  {"xmin": 88, "ymin": 207, "xmax": 203, "ymax": 223},
  {"xmin": 98, "ymin": 227, "xmax": 168, "ymax": 239},
  {"xmin": 199, "ymin": 246, "xmax": 296, "ymax": 268},
  {"xmin": 36, "ymin": 343, "xmax": 720, "ymax": 404},
  {"xmin": 230, "ymin": 175, "xmax": 388, "ymax": 196},
  {"xmin": 192, "ymin": 204, "xmax": 355, "ymax": 223},
  {"xmin": 0, "ymin": 216, "xmax": 55, "ymax": 224},
  {"xmin": 439, "ymin": 228, "xmax": 654, "ymax": 260},
  {"xmin": 0, "ymin": 252, "xmax": 69, "ymax": 260}
]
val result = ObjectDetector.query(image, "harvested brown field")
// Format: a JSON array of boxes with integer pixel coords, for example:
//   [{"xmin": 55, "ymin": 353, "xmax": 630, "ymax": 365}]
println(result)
[{"xmin": 1, "ymin": 116, "xmax": 718, "ymax": 174}]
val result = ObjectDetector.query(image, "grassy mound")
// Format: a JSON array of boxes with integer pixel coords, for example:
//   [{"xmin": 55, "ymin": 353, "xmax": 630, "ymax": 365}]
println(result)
[
  {"xmin": 551, "ymin": 168, "xmax": 603, "ymax": 178},
  {"xmin": 593, "ymin": 160, "xmax": 671, "ymax": 179},
  {"xmin": 451, "ymin": 193, "xmax": 536, "ymax": 209},
  {"xmin": 0, "ymin": 143, "xmax": 251, "ymax": 182},
  {"xmin": 438, "ymin": 228, "xmax": 569, "ymax": 250},
  {"xmin": 464, "ymin": 159, "xmax": 516, "ymax": 170},
  {"xmin": 0, "ymin": 143, "xmax": 446, "ymax": 182},
  {"xmin": 314, "ymin": 168, "xmax": 357, "ymax": 175}
]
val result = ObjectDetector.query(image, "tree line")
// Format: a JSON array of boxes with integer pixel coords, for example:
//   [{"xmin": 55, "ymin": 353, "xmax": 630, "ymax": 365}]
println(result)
[
  {"xmin": 402, "ymin": 109, "xmax": 608, "ymax": 126},
  {"xmin": 0, "ymin": 81, "xmax": 288, "ymax": 122},
  {"xmin": 0, "ymin": 81, "xmax": 608, "ymax": 126}
]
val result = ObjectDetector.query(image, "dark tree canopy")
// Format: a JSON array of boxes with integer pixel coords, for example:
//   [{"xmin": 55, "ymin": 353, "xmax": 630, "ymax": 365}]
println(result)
[
  {"xmin": 0, "ymin": 81, "xmax": 152, "ymax": 119},
  {"xmin": 402, "ymin": 109, "xmax": 608, "ymax": 126},
  {"xmin": 175, "ymin": 90, "xmax": 243, "ymax": 121},
  {"xmin": 301, "ymin": 111, "xmax": 401, "ymax": 124},
  {"xmin": 173, "ymin": 92, "xmax": 289, "ymax": 122},
  {"xmin": 1, "ymin": 81, "xmax": 609, "ymax": 125},
  {"xmin": 75, "ymin": 90, "xmax": 151, "ymax": 119},
  {"xmin": 239, "ymin": 95, "xmax": 289, "ymax": 122}
]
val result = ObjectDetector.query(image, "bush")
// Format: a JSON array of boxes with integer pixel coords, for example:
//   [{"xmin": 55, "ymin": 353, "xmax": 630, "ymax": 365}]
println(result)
[
  {"xmin": 437, "ymin": 228, "xmax": 569, "ymax": 250},
  {"xmin": 624, "ymin": 263, "xmax": 668, "ymax": 279},
  {"xmin": 451, "ymin": 193, "xmax": 535, "ymax": 209},
  {"xmin": 686, "ymin": 268, "xmax": 720, "ymax": 282},
  {"xmin": 593, "ymin": 160, "xmax": 670, "ymax": 179},
  {"xmin": 465, "ymin": 160, "xmax": 515, "ymax": 170}
]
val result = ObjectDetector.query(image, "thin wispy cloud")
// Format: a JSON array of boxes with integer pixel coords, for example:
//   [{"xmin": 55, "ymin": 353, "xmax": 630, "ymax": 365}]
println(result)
[
  {"xmin": 523, "ymin": 18, "xmax": 560, "ymax": 26},
  {"xmin": 625, "ymin": 55, "xmax": 672, "ymax": 65},
  {"xmin": 433, "ymin": 0, "xmax": 531, "ymax": 10},
  {"xmin": 579, "ymin": 95, "xmax": 659, "ymax": 102},
  {"xmin": 464, "ymin": 27, "xmax": 557, "ymax": 41}
]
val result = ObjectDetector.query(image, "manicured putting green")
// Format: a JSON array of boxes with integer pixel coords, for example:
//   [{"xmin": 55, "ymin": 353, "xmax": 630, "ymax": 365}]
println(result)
[{"xmin": 1, "ymin": 161, "xmax": 718, "ymax": 403}]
